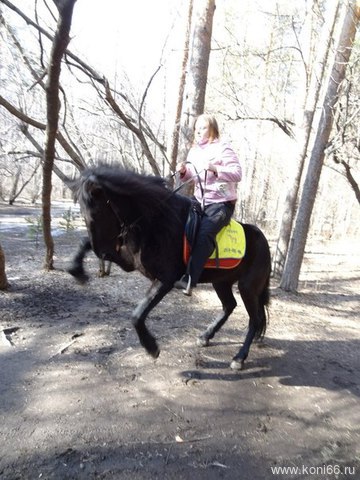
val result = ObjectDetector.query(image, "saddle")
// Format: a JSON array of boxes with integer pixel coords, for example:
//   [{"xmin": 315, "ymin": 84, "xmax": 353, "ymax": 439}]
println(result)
[{"xmin": 183, "ymin": 202, "xmax": 246, "ymax": 269}]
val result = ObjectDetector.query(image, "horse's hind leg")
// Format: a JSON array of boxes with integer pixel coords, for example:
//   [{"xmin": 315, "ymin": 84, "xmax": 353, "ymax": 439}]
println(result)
[
  {"xmin": 197, "ymin": 282, "xmax": 237, "ymax": 347},
  {"xmin": 230, "ymin": 286, "xmax": 266, "ymax": 370}
]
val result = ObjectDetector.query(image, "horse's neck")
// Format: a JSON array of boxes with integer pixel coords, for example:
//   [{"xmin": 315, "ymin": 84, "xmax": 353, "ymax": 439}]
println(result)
[{"xmin": 122, "ymin": 194, "xmax": 190, "ymax": 244}]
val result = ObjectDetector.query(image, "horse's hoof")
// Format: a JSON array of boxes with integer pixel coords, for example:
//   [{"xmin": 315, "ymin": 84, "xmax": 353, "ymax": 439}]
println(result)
[
  {"xmin": 67, "ymin": 268, "xmax": 89, "ymax": 285},
  {"xmin": 149, "ymin": 347, "xmax": 160, "ymax": 359},
  {"xmin": 74, "ymin": 274, "xmax": 90, "ymax": 285},
  {"xmin": 196, "ymin": 336, "xmax": 209, "ymax": 347},
  {"xmin": 230, "ymin": 359, "xmax": 245, "ymax": 370}
]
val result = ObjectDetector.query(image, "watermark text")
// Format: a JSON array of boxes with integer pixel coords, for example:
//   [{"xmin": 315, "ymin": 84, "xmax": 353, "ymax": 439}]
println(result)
[{"xmin": 271, "ymin": 464, "xmax": 356, "ymax": 476}]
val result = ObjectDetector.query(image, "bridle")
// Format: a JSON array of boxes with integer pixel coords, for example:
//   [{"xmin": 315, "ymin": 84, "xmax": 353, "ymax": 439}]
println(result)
[{"xmin": 104, "ymin": 197, "xmax": 139, "ymax": 247}]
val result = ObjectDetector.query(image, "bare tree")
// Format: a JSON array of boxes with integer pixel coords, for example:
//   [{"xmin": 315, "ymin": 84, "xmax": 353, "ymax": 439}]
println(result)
[
  {"xmin": 1, "ymin": 0, "xmax": 166, "ymax": 178},
  {"xmin": 7, "ymin": 158, "xmax": 41, "ymax": 204},
  {"xmin": 281, "ymin": 0, "xmax": 360, "ymax": 292},
  {"xmin": 327, "ymin": 38, "xmax": 360, "ymax": 205},
  {"xmin": 0, "ymin": 242, "xmax": 9, "ymax": 290},
  {"xmin": 1, "ymin": 0, "xmax": 358, "ymax": 252},
  {"xmin": 272, "ymin": 0, "xmax": 341, "ymax": 277},
  {"xmin": 0, "ymin": 95, "xmax": 86, "ymax": 170},
  {"xmin": 167, "ymin": 0, "xmax": 193, "ymax": 174},
  {"xmin": 42, "ymin": 0, "xmax": 77, "ymax": 270}
]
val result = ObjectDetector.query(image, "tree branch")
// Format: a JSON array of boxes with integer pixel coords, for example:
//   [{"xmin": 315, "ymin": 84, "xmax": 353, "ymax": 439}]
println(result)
[
  {"xmin": 332, "ymin": 153, "xmax": 360, "ymax": 204},
  {"xmin": 1, "ymin": 0, "xmax": 103, "ymax": 83},
  {"xmin": 1, "ymin": 0, "xmax": 164, "ymax": 174},
  {"xmin": 104, "ymin": 81, "xmax": 161, "ymax": 175},
  {"xmin": 225, "ymin": 112, "xmax": 295, "ymax": 138},
  {"xmin": 0, "ymin": 94, "xmax": 85, "ymax": 170}
]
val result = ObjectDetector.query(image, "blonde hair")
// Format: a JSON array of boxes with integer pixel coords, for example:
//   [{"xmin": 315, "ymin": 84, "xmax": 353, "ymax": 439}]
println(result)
[{"xmin": 194, "ymin": 114, "xmax": 220, "ymax": 142}]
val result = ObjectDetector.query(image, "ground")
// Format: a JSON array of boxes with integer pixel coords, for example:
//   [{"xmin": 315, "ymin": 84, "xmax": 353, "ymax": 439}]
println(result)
[{"xmin": 0, "ymin": 202, "xmax": 359, "ymax": 480}]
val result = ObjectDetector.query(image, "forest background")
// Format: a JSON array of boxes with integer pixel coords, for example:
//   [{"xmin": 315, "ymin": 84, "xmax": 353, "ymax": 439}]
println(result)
[{"xmin": 0, "ymin": 0, "xmax": 359, "ymax": 291}]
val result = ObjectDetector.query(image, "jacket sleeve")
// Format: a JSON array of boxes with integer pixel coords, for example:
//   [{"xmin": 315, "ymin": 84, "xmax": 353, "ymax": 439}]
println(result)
[
  {"xmin": 216, "ymin": 143, "xmax": 242, "ymax": 182},
  {"xmin": 179, "ymin": 149, "xmax": 196, "ymax": 181}
]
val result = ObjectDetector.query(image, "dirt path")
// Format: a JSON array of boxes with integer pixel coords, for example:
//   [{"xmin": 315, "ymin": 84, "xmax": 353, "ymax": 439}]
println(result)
[{"xmin": 0, "ymin": 204, "xmax": 359, "ymax": 479}]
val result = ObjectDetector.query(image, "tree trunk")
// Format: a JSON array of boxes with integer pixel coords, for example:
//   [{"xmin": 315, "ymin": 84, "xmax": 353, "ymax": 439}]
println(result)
[
  {"xmin": 9, "ymin": 166, "xmax": 21, "ymax": 205},
  {"xmin": 272, "ymin": 0, "xmax": 340, "ymax": 278},
  {"xmin": 42, "ymin": 0, "xmax": 76, "ymax": 270},
  {"xmin": 280, "ymin": 0, "xmax": 360, "ymax": 292},
  {"xmin": 177, "ymin": 0, "xmax": 216, "ymax": 164},
  {"xmin": 167, "ymin": 0, "xmax": 193, "ymax": 177},
  {"xmin": 0, "ymin": 242, "xmax": 9, "ymax": 290}
]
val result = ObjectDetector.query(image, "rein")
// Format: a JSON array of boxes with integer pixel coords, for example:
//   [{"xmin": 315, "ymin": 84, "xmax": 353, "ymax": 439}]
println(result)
[
  {"xmin": 172, "ymin": 161, "xmax": 207, "ymax": 211},
  {"xmin": 172, "ymin": 168, "xmax": 205, "ymax": 195}
]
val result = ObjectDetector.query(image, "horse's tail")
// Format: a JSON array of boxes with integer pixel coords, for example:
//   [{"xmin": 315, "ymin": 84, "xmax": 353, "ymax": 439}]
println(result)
[{"xmin": 256, "ymin": 270, "xmax": 270, "ymax": 340}]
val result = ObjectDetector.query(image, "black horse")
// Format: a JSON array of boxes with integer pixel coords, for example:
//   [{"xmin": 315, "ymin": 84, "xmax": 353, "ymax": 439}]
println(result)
[{"xmin": 68, "ymin": 165, "xmax": 271, "ymax": 369}]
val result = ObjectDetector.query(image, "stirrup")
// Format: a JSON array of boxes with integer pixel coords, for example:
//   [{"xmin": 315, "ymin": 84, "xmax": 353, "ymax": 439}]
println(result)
[
  {"xmin": 183, "ymin": 275, "xmax": 192, "ymax": 296},
  {"xmin": 174, "ymin": 275, "xmax": 192, "ymax": 296}
]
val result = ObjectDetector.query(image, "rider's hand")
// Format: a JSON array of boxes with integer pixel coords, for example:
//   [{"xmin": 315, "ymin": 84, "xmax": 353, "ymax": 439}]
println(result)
[
  {"xmin": 177, "ymin": 163, "xmax": 187, "ymax": 175},
  {"xmin": 204, "ymin": 161, "xmax": 218, "ymax": 175}
]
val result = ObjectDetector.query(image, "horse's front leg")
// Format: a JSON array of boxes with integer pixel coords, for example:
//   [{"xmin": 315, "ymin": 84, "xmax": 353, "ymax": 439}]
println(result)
[
  {"xmin": 131, "ymin": 280, "xmax": 172, "ymax": 358},
  {"xmin": 67, "ymin": 237, "xmax": 91, "ymax": 284}
]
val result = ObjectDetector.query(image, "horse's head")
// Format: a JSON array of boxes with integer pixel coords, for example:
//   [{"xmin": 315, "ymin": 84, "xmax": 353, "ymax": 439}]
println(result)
[{"xmin": 72, "ymin": 167, "xmax": 130, "ymax": 260}]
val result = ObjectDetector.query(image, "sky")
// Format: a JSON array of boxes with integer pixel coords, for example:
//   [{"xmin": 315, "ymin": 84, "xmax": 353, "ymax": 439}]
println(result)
[
  {"xmin": 5, "ymin": 0, "xmax": 186, "ymax": 88},
  {"xmin": 70, "ymin": 0, "xmax": 185, "ymax": 80},
  {"xmin": 6, "ymin": 0, "xmax": 311, "ymax": 85},
  {"xmin": 6, "ymin": 0, "xmax": 291, "ymax": 96}
]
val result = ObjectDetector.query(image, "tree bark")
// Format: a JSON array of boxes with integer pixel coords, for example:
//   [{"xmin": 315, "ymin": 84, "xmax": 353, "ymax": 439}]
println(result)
[
  {"xmin": 42, "ymin": 0, "xmax": 76, "ymax": 270},
  {"xmin": 0, "ymin": 242, "xmax": 9, "ymax": 290},
  {"xmin": 280, "ymin": 0, "xmax": 360, "ymax": 292},
  {"xmin": 9, "ymin": 166, "xmax": 20, "ymax": 205},
  {"xmin": 177, "ymin": 0, "xmax": 216, "ymax": 164}
]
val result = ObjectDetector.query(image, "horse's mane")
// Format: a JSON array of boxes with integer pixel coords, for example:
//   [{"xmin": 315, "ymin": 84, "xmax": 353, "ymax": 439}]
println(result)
[
  {"xmin": 73, "ymin": 164, "xmax": 190, "ymax": 233},
  {"xmin": 87, "ymin": 164, "xmax": 169, "ymax": 198}
]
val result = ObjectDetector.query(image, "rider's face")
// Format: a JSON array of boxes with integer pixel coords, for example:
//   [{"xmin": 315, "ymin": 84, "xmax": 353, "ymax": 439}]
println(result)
[{"xmin": 194, "ymin": 118, "xmax": 210, "ymax": 143}]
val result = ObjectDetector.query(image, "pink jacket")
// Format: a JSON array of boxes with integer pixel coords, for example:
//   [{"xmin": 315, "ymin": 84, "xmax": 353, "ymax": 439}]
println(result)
[{"xmin": 180, "ymin": 139, "xmax": 242, "ymax": 205}]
